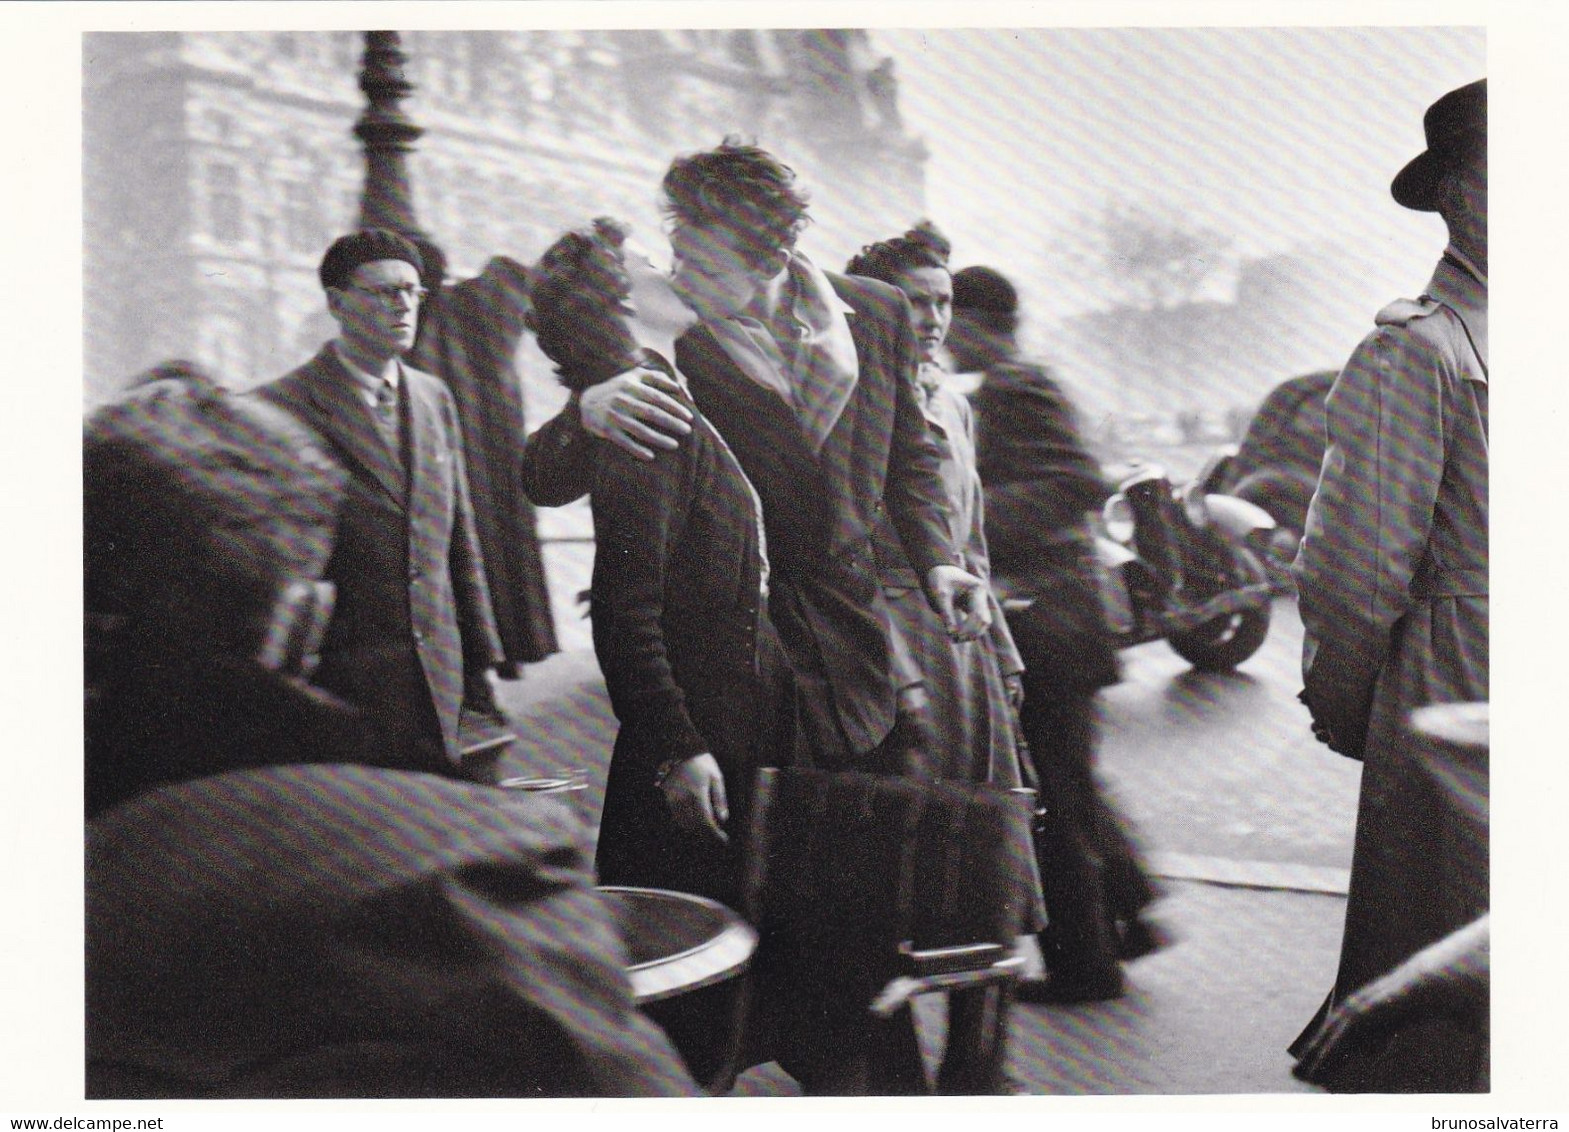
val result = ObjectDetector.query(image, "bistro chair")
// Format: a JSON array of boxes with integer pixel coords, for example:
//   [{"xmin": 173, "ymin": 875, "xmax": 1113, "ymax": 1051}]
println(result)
[{"xmin": 738, "ymin": 766, "xmax": 1036, "ymax": 1094}]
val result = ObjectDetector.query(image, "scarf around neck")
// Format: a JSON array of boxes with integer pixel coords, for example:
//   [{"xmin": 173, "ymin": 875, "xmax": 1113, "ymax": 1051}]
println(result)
[{"xmin": 707, "ymin": 251, "xmax": 859, "ymax": 453}]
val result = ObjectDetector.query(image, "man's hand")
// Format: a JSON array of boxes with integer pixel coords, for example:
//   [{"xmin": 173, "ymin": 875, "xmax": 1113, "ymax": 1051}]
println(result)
[
  {"xmin": 1003, "ymin": 672, "xmax": 1025, "ymax": 711},
  {"xmin": 658, "ymin": 753, "xmax": 730, "ymax": 843},
  {"xmin": 579, "ymin": 367, "xmax": 693, "ymax": 460},
  {"xmin": 926, "ymin": 564, "xmax": 993, "ymax": 642}
]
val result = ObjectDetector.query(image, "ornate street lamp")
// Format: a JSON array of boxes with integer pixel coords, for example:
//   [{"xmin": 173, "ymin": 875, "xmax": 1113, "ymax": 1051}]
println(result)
[
  {"xmin": 349, "ymin": 29, "xmax": 560, "ymax": 680},
  {"xmin": 355, "ymin": 31, "xmax": 431, "ymax": 244}
]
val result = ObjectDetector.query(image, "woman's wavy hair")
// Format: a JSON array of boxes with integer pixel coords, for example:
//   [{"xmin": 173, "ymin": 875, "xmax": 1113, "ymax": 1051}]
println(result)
[
  {"xmin": 844, "ymin": 220, "xmax": 951, "ymax": 286},
  {"xmin": 525, "ymin": 218, "xmax": 642, "ymax": 392},
  {"xmin": 661, "ymin": 138, "xmax": 811, "ymax": 272}
]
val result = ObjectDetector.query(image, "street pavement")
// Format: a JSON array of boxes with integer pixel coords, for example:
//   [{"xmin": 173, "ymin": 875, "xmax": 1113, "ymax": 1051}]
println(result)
[{"xmin": 494, "ymin": 596, "xmax": 1360, "ymax": 1096}]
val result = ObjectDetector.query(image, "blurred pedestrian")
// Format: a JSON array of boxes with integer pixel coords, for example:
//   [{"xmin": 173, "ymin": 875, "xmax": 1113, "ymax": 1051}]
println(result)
[
  {"xmin": 952, "ymin": 266, "xmax": 1162, "ymax": 1004},
  {"xmin": 524, "ymin": 217, "xmax": 798, "ymax": 909},
  {"xmin": 254, "ymin": 229, "xmax": 506, "ymax": 782},
  {"xmin": 1291, "ymin": 78, "xmax": 1488, "ymax": 1091},
  {"xmin": 85, "ymin": 369, "xmax": 697, "ymax": 1097}
]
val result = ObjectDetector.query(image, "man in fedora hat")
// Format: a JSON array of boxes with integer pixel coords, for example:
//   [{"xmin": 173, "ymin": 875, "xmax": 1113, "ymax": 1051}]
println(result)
[{"xmin": 1290, "ymin": 78, "xmax": 1488, "ymax": 1091}]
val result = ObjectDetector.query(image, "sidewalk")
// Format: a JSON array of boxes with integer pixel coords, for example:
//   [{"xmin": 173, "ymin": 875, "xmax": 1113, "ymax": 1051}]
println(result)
[{"xmin": 494, "ymin": 649, "xmax": 1346, "ymax": 1096}]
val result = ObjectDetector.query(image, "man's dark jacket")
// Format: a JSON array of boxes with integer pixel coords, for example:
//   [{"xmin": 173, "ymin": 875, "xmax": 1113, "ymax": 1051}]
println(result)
[
  {"xmin": 257, "ymin": 347, "xmax": 503, "ymax": 769},
  {"xmin": 971, "ymin": 359, "xmax": 1118, "ymax": 691},
  {"xmin": 523, "ymin": 271, "xmax": 953, "ymax": 759}
]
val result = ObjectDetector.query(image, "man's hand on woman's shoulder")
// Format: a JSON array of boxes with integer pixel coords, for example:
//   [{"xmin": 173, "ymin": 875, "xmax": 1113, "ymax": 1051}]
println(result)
[{"xmin": 580, "ymin": 367, "xmax": 693, "ymax": 460}]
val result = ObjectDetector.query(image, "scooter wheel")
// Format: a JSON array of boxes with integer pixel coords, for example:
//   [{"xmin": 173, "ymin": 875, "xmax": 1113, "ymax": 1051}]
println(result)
[{"xmin": 1168, "ymin": 549, "xmax": 1272, "ymax": 671}]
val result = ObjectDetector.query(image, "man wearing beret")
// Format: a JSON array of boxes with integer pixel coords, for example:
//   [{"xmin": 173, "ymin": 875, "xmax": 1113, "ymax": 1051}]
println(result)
[
  {"xmin": 84, "ymin": 370, "xmax": 697, "ymax": 1097},
  {"xmin": 1290, "ymin": 79, "xmax": 1488, "ymax": 1091},
  {"xmin": 256, "ymin": 229, "xmax": 504, "ymax": 781}
]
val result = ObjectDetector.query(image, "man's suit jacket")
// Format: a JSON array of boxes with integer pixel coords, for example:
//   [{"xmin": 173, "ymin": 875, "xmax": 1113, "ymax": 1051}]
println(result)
[
  {"xmin": 257, "ymin": 346, "xmax": 501, "ymax": 769},
  {"xmin": 523, "ymin": 271, "xmax": 952, "ymax": 759}
]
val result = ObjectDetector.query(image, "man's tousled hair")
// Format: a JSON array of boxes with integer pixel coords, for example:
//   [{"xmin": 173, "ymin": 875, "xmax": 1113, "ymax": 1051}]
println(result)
[{"xmin": 661, "ymin": 138, "xmax": 810, "ymax": 272}]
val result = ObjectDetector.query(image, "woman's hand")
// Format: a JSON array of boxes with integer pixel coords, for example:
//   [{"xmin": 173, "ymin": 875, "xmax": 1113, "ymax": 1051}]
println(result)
[
  {"xmin": 926, "ymin": 564, "xmax": 993, "ymax": 641},
  {"xmin": 579, "ymin": 367, "xmax": 692, "ymax": 460},
  {"xmin": 658, "ymin": 753, "xmax": 730, "ymax": 843}
]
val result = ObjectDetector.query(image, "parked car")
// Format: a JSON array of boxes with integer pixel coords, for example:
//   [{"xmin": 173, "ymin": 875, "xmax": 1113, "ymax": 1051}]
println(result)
[{"xmin": 1212, "ymin": 369, "xmax": 1336, "ymax": 589}]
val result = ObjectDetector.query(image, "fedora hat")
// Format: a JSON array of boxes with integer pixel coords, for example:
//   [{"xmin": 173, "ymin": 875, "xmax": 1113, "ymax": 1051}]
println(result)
[{"xmin": 1391, "ymin": 79, "xmax": 1486, "ymax": 212}]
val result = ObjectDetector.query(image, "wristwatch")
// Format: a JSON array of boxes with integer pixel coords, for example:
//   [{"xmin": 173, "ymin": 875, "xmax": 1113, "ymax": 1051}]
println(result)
[{"xmin": 652, "ymin": 757, "xmax": 687, "ymax": 789}]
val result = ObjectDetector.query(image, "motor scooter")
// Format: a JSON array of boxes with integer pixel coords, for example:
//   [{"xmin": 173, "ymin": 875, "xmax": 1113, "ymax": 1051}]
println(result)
[{"xmin": 1093, "ymin": 449, "xmax": 1277, "ymax": 671}]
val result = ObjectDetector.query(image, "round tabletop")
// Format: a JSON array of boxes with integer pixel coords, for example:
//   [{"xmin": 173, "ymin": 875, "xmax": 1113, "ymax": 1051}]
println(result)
[{"xmin": 598, "ymin": 885, "xmax": 759, "ymax": 1005}]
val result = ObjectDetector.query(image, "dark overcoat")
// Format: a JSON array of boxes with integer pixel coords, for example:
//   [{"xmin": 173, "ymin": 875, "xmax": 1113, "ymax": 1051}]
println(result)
[
  {"xmin": 586, "ymin": 380, "xmax": 796, "ymax": 905},
  {"xmin": 970, "ymin": 359, "xmax": 1118, "ymax": 691},
  {"xmin": 409, "ymin": 258, "xmax": 559, "ymax": 673},
  {"xmin": 257, "ymin": 347, "xmax": 502, "ymax": 769}
]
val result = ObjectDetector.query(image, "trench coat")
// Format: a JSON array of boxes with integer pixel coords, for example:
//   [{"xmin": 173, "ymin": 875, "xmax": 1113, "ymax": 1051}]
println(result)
[
  {"xmin": 86, "ymin": 764, "xmax": 698, "ymax": 1097},
  {"xmin": 1291, "ymin": 251, "xmax": 1489, "ymax": 1087},
  {"xmin": 258, "ymin": 348, "xmax": 503, "ymax": 770},
  {"xmin": 874, "ymin": 371, "xmax": 1026, "ymax": 786}
]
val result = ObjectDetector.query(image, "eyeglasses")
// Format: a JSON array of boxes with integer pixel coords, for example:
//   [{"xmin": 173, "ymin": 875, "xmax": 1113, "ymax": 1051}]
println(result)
[{"xmin": 347, "ymin": 283, "xmax": 428, "ymax": 307}]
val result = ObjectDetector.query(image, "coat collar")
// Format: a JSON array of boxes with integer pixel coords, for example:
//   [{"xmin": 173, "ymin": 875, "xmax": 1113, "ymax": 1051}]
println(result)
[
  {"xmin": 296, "ymin": 346, "xmax": 407, "ymax": 508},
  {"xmin": 1428, "ymin": 249, "xmax": 1488, "ymax": 373}
]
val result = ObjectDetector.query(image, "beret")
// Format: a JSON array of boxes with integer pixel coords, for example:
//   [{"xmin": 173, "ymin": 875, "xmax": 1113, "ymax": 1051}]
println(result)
[
  {"xmin": 951, "ymin": 265, "xmax": 1018, "ymax": 315},
  {"xmin": 318, "ymin": 228, "xmax": 425, "ymax": 291}
]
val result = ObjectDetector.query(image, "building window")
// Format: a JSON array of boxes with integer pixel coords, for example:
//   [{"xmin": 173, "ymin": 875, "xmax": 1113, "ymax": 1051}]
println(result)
[
  {"xmin": 208, "ymin": 163, "xmax": 243, "ymax": 245},
  {"xmin": 283, "ymin": 181, "xmax": 318, "ymax": 255}
]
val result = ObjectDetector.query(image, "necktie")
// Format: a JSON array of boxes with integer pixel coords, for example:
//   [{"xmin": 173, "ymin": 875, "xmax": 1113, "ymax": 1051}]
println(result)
[{"xmin": 373, "ymin": 380, "xmax": 401, "ymax": 460}]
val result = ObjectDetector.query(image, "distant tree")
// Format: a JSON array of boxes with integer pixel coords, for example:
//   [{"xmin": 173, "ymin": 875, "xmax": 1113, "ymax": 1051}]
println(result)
[{"xmin": 1098, "ymin": 198, "xmax": 1233, "ymax": 311}]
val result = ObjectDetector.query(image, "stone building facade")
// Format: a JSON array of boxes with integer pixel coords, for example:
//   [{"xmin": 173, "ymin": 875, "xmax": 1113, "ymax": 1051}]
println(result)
[
  {"xmin": 83, "ymin": 29, "xmax": 928, "ymax": 410},
  {"xmin": 84, "ymin": 29, "xmax": 928, "ymax": 648}
]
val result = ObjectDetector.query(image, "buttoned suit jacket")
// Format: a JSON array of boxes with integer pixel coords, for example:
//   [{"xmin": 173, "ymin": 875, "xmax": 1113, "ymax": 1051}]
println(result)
[
  {"xmin": 522, "ymin": 271, "xmax": 952, "ymax": 760},
  {"xmin": 257, "ymin": 346, "xmax": 502, "ymax": 769}
]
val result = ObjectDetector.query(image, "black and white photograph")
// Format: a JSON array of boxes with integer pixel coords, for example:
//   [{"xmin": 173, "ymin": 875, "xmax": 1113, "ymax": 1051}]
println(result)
[{"xmin": 3, "ymin": 1, "xmax": 1563, "ymax": 1124}]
